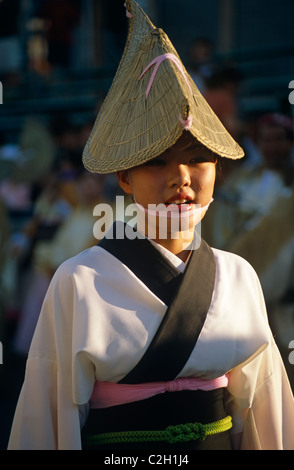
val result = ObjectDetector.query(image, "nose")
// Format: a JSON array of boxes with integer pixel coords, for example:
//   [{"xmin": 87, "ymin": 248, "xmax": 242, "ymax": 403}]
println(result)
[{"xmin": 168, "ymin": 163, "xmax": 191, "ymax": 188}]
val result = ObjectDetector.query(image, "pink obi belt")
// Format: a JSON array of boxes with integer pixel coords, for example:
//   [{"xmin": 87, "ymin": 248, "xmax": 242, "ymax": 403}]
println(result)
[{"xmin": 89, "ymin": 374, "xmax": 229, "ymax": 409}]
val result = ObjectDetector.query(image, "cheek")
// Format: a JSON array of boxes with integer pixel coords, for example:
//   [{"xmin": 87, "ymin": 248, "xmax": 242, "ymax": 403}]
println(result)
[
  {"xmin": 193, "ymin": 167, "xmax": 216, "ymax": 198},
  {"xmin": 129, "ymin": 171, "xmax": 162, "ymax": 204}
]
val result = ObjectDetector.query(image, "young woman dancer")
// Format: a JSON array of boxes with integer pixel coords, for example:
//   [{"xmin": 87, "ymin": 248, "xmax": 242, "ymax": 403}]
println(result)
[{"xmin": 8, "ymin": 0, "xmax": 294, "ymax": 450}]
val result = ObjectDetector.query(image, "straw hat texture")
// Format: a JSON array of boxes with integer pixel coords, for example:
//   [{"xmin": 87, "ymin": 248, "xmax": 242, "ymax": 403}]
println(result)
[{"xmin": 83, "ymin": 0, "xmax": 244, "ymax": 174}]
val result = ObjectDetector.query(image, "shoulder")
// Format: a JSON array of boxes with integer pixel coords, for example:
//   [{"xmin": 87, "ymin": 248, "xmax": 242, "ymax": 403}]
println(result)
[
  {"xmin": 211, "ymin": 246, "xmax": 259, "ymax": 282},
  {"xmin": 209, "ymin": 246, "xmax": 269, "ymax": 326},
  {"xmin": 53, "ymin": 245, "xmax": 96, "ymax": 272},
  {"xmin": 49, "ymin": 245, "xmax": 111, "ymax": 287},
  {"xmin": 51, "ymin": 243, "xmax": 133, "ymax": 290}
]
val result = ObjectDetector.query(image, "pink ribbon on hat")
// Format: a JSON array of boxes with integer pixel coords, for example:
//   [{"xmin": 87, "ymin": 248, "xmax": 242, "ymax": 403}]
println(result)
[
  {"xmin": 89, "ymin": 374, "xmax": 229, "ymax": 409},
  {"xmin": 139, "ymin": 53, "xmax": 193, "ymax": 129},
  {"xmin": 139, "ymin": 53, "xmax": 192, "ymax": 99},
  {"xmin": 124, "ymin": 2, "xmax": 133, "ymax": 18},
  {"xmin": 179, "ymin": 114, "xmax": 193, "ymax": 130}
]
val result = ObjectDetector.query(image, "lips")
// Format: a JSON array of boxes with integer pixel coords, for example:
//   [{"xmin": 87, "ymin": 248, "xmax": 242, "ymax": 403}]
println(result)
[
  {"xmin": 165, "ymin": 193, "xmax": 194, "ymax": 207},
  {"xmin": 167, "ymin": 198, "xmax": 191, "ymax": 205}
]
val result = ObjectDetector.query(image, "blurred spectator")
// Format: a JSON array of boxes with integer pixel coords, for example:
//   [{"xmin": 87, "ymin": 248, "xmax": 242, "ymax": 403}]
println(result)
[
  {"xmin": 37, "ymin": 0, "xmax": 80, "ymax": 69},
  {"xmin": 202, "ymin": 112, "xmax": 294, "ymax": 250},
  {"xmin": 0, "ymin": 177, "xmax": 32, "ymax": 222},
  {"xmin": 204, "ymin": 65, "xmax": 243, "ymax": 142},
  {"xmin": 202, "ymin": 112, "xmax": 294, "ymax": 391},
  {"xmin": 50, "ymin": 115, "xmax": 92, "ymax": 170},
  {"xmin": 0, "ymin": 200, "xmax": 10, "ymax": 341},
  {"xmin": 257, "ymin": 113, "xmax": 294, "ymax": 184},
  {"xmin": 12, "ymin": 171, "xmax": 109, "ymax": 355},
  {"xmin": 26, "ymin": 17, "xmax": 51, "ymax": 77},
  {"xmin": 0, "ymin": 144, "xmax": 33, "ymax": 231},
  {"xmin": 230, "ymin": 188, "xmax": 294, "ymax": 392},
  {"xmin": 1, "ymin": 170, "xmax": 73, "ymax": 336},
  {"xmin": 240, "ymin": 114, "xmax": 263, "ymax": 170},
  {"xmin": 187, "ymin": 37, "xmax": 215, "ymax": 93}
]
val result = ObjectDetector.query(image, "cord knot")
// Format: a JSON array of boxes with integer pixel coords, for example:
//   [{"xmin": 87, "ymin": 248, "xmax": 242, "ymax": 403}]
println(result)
[{"xmin": 166, "ymin": 422, "xmax": 206, "ymax": 443}]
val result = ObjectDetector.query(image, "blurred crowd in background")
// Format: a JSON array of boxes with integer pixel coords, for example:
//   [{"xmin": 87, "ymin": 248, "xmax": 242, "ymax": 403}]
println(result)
[{"xmin": 0, "ymin": 0, "xmax": 294, "ymax": 449}]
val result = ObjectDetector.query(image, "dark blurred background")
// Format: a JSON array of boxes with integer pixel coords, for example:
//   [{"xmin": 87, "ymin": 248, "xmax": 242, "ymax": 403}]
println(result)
[{"xmin": 0, "ymin": 0, "xmax": 294, "ymax": 449}]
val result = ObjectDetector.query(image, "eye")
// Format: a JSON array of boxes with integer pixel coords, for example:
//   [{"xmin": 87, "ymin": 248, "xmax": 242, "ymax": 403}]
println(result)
[
  {"xmin": 143, "ymin": 158, "xmax": 166, "ymax": 167},
  {"xmin": 189, "ymin": 156, "xmax": 209, "ymax": 164},
  {"xmin": 189, "ymin": 154, "xmax": 217, "ymax": 165}
]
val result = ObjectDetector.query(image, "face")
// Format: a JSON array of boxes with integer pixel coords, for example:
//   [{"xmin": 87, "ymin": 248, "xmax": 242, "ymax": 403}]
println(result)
[
  {"xmin": 117, "ymin": 134, "xmax": 217, "ymax": 234},
  {"xmin": 258, "ymin": 125, "xmax": 293, "ymax": 170}
]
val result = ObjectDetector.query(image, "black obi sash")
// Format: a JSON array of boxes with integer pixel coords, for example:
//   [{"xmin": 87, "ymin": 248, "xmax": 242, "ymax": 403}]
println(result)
[
  {"xmin": 98, "ymin": 222, "xmax": 216, "ymax": 383},
  {"xmin": 82, "ymin": 389, "xmax": 232, "ymax": 450},
  {"xmin": 81, "ymin": 223, "xmax": 233, "ymax": 450}
]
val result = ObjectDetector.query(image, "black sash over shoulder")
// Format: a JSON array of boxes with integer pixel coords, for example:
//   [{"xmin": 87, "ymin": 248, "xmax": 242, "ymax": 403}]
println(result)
[{"xmin": 99, "ymin": 222, "xmax": 216, "ymax": 384}]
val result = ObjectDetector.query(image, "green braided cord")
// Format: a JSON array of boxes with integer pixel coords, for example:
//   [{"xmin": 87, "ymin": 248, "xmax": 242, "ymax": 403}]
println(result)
[{"xmin": 85, "ymin": 415, "xmax": 232, "ymax": 446}]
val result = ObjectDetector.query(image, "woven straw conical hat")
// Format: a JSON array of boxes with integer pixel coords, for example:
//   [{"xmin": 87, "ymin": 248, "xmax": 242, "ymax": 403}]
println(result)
[{"xmin": 83, "ymin": 0, "xmax": 244, "ymax": 174}]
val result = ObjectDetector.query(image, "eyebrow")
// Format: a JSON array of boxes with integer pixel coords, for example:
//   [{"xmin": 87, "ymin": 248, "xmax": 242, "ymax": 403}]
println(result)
[{"xmin": 184, "ymin": 143, "xmax": 218, "ymax": 163}]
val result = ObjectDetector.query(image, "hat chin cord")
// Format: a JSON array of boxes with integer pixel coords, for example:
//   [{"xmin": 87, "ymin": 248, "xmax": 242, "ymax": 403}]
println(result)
[{"xmin": 133, "ymin": 198, "xmax": 213, "ymax": 222}]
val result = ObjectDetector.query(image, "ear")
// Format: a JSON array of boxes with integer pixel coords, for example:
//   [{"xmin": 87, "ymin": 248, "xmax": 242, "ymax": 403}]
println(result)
[{"xmin": 116, "ymin": 170, "xmax": 133, "ymax": 195}]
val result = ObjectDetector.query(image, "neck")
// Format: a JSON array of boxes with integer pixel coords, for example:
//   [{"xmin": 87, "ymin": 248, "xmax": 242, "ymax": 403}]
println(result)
[
  {"xmin": 136, "ymin": 211, "xmax": 196, "ymax": 262},
  {"xmin": 133, "ymin": 199, "xmax": 212, "ymax": 260},
  {"xmin": 153, "ymin": 231, "xmax": 195, "ymax": 262}
]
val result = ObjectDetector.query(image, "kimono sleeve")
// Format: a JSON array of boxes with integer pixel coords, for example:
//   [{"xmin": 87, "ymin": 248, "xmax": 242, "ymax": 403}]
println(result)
[
  {"xmin": 227, "ymin": 287, "xmax": 294, "ymax": 451},
  {"xmin": 8, "ymin": 263, "xmax": 85, "ymax": 450}
]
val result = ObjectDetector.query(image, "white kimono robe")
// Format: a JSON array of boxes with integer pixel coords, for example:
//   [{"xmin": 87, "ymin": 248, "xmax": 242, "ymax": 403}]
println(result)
[{"xmin": 8, "ymin": 240, "xmax": 294, "ymax": 450}]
